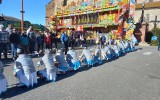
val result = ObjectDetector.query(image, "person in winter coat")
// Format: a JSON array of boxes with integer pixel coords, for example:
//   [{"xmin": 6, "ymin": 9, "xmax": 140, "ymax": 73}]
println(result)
[
  {"xmin": 9, "ymin": 29, "xmax": 20, "ymax": 60},
  {"xmin": 60, "ymin": 31, "xmax": 69, "ymax": 55},
  {"xmin": 20, "ymin": 31, "xmax": 29, "ymax": 54},
  {"xmin": 36, "ymin": 31, "xmax": 43, "ymax": 52},
  {"xmin": 45, "ymin": 32, "xmax": 51, "ymax": 50}
]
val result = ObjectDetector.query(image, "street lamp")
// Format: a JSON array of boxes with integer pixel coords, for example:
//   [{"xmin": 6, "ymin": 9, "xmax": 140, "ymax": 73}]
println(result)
[{"xmin": 20, "ymin": 0, "xmax": 25, "ymax": 32}]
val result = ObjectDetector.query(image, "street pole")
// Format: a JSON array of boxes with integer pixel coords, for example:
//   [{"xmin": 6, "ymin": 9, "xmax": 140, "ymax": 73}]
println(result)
[
  {"xmin": 141, "ymin": 0, "xmax": 145, "ymax": 23},
  {"xmin": 20, "ymin": 0, "xmax": 25, "ymax": 33}
]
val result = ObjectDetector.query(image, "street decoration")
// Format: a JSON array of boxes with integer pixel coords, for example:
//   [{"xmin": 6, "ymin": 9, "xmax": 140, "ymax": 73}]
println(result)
[{"xmin": 49, "ymin": 0, "xmax": 136, "ymax": 40}]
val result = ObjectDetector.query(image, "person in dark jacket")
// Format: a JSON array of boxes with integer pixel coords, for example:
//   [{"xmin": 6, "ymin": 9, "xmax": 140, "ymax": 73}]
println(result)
[
  {"xmin": 9, "ymin": 29, "xmax": 20, "ymax": 60},
  {"xmin": 60, "ymin": 31, "xmax": 69, "ymax": 55},
  {"xmin": 41, "ymin": 32, "xmax": 45, "ymax": 50},
  {"xmin": 52, "ymin": 32, "xmax": 58, "ymax": 49},
  {"xmin": 20, "ymin": 31, "xmax": 29, "ymax": 54},
  {"xmin": 28, "ymin": 29, "xmax": 36, "ymax": 54},
  {"xmin": 36, "ymin": 31, "xmax": 43, "ymax": 52},
  {"xmin": 100, "ymin": 34, "xmax": 106, "ymax": 48}
]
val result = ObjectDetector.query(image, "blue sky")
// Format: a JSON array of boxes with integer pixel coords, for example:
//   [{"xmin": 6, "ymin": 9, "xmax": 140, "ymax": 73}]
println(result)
[{"xmin": 0, "ymin": 0, "xmax": 51, "ymax": 25}]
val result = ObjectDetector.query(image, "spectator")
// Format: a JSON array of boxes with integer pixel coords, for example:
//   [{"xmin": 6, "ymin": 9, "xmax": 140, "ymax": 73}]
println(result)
[
  {"xmin": 20, "ymin": 31, "xmax": 29, "ymax": 54},
  {"xmin": 36, "ymin": 31, "xmax": 43, "ymax": 53},
  {"xmin": 5, "ymin": 24, "xmax": 12, "ymax": 35},
  {"xmin": 26, "ymin": 26, "xmax": 32, "ymax": 36},
  {"xmin": 45, "ymin": 32, "xmax": 51, "ymax": 49},
  {"xmin": 28, "ymin": 29, "xmax": 36, "ymax": 54},
  {"xmin": 70, "ymin": 30, "xmax": 76, "ymax": 48},
  {"xmin": 100, "ymin": 34, "xmax": 106, "ymax": 48},
  {"xmin": 9, "ymin": 29, "xmax": 20, "ymax": 60},
  {"xmin": 49, "ymin": 30, "xmax": 54, "ymax": 50},
  {"xmin": 41, "ymin": 31, "xmax": 45, "ymax": 50},
  {"xmin": 60, "ymin": 31, "xmax": 69, "ymax": 55},
  {"xmin": 52, "ymin": 31, "xmax": 58, "ymax": 49},
  {"xmin": 0, "ymin": 24, "xmax": 9, "ymax": 59}
]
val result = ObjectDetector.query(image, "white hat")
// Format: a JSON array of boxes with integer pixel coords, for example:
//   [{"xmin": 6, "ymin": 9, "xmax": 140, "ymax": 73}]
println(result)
[
  {"xmin": 45, "ymin": 49, "xmax": 50, "ymax": 54},
  {"xmin": 0, "ymin": 24, "xmax": 4, "ymax": 29},
  {"xmin": 57, "ymin": 49, "xmax": 62, "ymax": 53},
  {"xmin": 17, "ymin": 48, "xmax": 22, "ymax": 54},
  {"xmin": 68, "ymin": 47, "xmax": 72, "ymax": 50}
]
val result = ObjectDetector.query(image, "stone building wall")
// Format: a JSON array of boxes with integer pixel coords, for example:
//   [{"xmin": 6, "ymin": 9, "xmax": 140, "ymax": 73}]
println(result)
[{"xmin": 134, "ymin": 8, "xmax": 160, "ymax": 30}]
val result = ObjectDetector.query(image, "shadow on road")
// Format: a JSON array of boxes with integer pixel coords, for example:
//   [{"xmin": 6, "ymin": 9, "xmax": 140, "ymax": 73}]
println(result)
[{"xmin": 0, "ymin": 78, "xmax": 51, "ymax": 99}]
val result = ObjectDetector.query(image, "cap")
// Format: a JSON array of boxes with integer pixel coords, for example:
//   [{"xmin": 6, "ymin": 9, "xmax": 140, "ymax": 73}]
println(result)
[
  {"xmin": 0, "ymin": 24, "xmax": 4, "ymax": 29},
  {"xmin": 57, "ymin": 49, "xmax": 62, "ymax": 53},
  {"xmin": 17, "ymin": 48, "xmax": 22, "ymax": 54},
  {"xmin": 45, "ymin": 49, "xmax": 50, "ymax": 54},
  {"xmin": 68, "ymin": 47, "xmax": 72, "ymax": 50}
]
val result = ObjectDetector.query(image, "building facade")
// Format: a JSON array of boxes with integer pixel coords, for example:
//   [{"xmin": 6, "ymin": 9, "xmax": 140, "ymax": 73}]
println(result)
[
  {"xmin": 46, "ymin": 0, "xmax": 160, "ymax": 30},
  {"xmin": 134, "ymin": 0, "xmax": 160, "ymax": 30}
]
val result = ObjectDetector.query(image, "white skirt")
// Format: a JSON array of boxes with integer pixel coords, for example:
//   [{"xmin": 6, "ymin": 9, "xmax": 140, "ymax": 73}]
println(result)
[
  {"xmin": 0, "ymin": 78, "xmax": 8, "ymax": 95},
  {"xmin": 39, "ymin": 69, "xmax": 57, "ymax": 81},
  {"xmin": 19, "ymin": 72, "xmax": 37, "ymax": 88}
]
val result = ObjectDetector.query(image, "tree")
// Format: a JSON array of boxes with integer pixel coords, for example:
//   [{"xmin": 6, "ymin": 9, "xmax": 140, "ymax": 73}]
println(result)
[
  {"xmin": 24, "ymin": 21, "xmax": 31, "ymax": 28},
  {"xmin": 63, "ymin": 0, "xmax": 67, "ymax": 6}
]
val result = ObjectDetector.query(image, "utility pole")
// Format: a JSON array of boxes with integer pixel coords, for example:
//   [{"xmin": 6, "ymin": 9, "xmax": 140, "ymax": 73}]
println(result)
[
  {"xmin": 140, "ymin": 0, "xmax": 146, "ymax": 23},
  {"xmin": 20, "ymin": 0, "xmax": 25, "ymax": 32}
]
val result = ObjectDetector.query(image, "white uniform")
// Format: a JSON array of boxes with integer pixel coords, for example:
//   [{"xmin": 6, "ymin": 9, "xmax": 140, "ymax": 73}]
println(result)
[{"xmin": 14, "ymin": 54, "xmax": 37, "ymax": 87}]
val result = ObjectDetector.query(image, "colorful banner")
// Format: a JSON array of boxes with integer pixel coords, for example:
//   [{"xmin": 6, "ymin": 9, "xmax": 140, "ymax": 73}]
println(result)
[{"xmin": 63, "ymin": 19, "xmax": 72, "ymax": 26}]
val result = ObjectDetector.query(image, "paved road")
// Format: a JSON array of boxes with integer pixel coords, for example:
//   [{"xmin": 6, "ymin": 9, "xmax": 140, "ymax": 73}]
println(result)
[{"xmin": 0, "ymin": 46, "xmax": 160, "ymax": 100}]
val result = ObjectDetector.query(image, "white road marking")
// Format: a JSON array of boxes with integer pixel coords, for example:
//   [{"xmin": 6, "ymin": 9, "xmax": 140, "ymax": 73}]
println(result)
[{"xmin": 143, "ymin": 52, "xmax": 152, "ymax": 55}]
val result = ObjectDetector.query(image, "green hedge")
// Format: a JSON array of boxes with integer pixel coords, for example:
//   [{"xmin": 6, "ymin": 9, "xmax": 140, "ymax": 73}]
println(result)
[{"xmin": 150, "ymin": 28, "xmax": 160, "ymax": 46}]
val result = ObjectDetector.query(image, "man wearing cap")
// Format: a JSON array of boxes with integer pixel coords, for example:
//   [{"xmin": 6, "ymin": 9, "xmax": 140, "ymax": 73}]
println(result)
[
  {"xmin": 5, "ymin": 24, "xmax": 13, "ymax": 35},
  {"xmin": 9, "ymin": 29, "xmax": 20, "ymax": 60},
  {"xmin": 0, "ymin": 24, "xmax": 9, "ymax": 59},
  {"xmin": 55, "ymin": 49, "xmax": 70, "ymax": 74},
  {"xmin": 0, "ymin": 61, "xmax": 8, "ymax": 94},
  {"xmin": 66, "ymin": 47, "xmax": 81, "ymax": 70},
  {"xmin": 14, "ymin": 48, "xmax": 37, "ymax": 87},
  {"xmin": 80, "ymin": 46, "xmax": 94, "ymax": 67},
  {"xmin": 37, "ymin": 49, "xmax": 57, "ymax": 81}
]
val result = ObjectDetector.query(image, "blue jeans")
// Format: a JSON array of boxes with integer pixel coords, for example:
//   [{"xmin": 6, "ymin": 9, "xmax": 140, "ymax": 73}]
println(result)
[
  {"xmin": 158, "ymin": 43, "xmax": 160, "ymax": 50},
  {"xmin": 11, "ymin": 43, "xmax": 18, "ymax": 58},
  {"xmin": 0, "ymin": 43, "xmax": 8, "ymax": 59}
]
